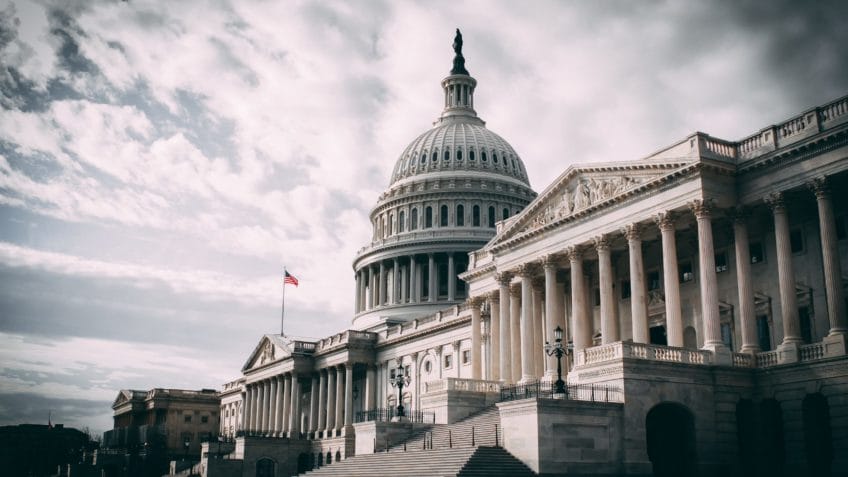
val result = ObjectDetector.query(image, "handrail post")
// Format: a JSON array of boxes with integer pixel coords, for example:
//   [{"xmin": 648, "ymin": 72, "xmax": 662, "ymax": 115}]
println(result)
[
  {"xmin": 495, "ymin": 424, "xmax": 498, "ymax": 447},
  {"xmin": 472, "ymin": 426, "xmax": 475, "ymax": 446},
  {"xmin": 449, "ymin": 429, "xmax": 452, "ymax": 448},
  {"xmin": 386, "ymin": 436, "xmax": 389, "ymax": 453}
]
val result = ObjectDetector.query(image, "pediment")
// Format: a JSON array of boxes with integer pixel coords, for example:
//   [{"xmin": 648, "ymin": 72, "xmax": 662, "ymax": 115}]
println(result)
[
  {"xmin": 112, "ymin": 389, "xmax": 144, "ymax": 409},
  {"xmin": 490, "ymin": 160, "xmax": 695, "ymax": 247},
  {"xmin": 242, "ymin": 334, "xmax": 292, "ymax": 372}
]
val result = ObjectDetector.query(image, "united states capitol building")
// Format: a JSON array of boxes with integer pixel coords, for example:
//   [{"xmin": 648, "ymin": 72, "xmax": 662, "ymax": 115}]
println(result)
[{"xmin": 195, "ymin": 33, "xmax": 848, "ymax": 477}]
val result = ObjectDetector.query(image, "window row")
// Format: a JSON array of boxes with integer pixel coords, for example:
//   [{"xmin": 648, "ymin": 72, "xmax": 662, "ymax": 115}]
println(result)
[
  {"xmin": 374, "ymin": 203, "xmax": 518, "ymax": 239},
  {"xmin": 398, "ymin": 147, "xmax": 525, "ymax": 177}
]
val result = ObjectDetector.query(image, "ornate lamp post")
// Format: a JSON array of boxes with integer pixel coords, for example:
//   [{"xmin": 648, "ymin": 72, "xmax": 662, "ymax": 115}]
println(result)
[
  {"xmin": 544, "ymin": 326, "xmax": 568, "ymax": 395},
  {"xmin": 389, "ymin": 359, "xmax": 411, "ymax": 419}
]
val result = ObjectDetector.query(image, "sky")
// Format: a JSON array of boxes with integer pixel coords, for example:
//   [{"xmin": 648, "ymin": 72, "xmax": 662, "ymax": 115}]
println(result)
[{"xmin": 0, "ymin": 0, "xmax": 846, "ymax": 435}]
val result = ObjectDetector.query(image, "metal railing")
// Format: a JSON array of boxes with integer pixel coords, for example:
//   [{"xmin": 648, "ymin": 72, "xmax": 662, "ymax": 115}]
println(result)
[
  {"xmin": 355, "ymin": 408, "xmax": 436, "ymax": 424},
  {"xmin": 499, "ymin": 381, "xmax": 623, "ymax": 403}
]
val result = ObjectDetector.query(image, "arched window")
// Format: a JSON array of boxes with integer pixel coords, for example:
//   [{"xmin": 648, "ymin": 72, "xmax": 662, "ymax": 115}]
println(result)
[
  {"xmin": 457, "ymin": 149, "xmax": 463, "ymax": 160},
  {"xmin": 399, "ymin": 211, "xmax": 405, "ymax": 233},
  {"xmin": 425, "ymin": 206, "xmax": 433, "ymax": 228},
  {"xmin": 488, "ymin": 206, "xmax": 496, "ymax": 228},
  {"xmin": 432, "ymin": 152, "xmax": 438, "ymax": 162},
  {"xmin": 472, "ymin": 205, "xmax": 480, "ymax": 226},
  {"xmin": 502, "ymin": 208, "xmax": 510, "ymax": 220},
  {"xmin": 456, "ymin": 204, "xmax": 465, "ymax": 226},
  {"xmin": 440, "ymin": 205, "xmax": 448, "ymax": 226},
  {"xmin": 389, "ymin": 213, "xmax": 394, "ymax": 235},
  {"xmin": 444, "ymin": 150, "xmax": 450, "ymax": 161},
  {"xmin": 481, "ymin": 151, "xmax": 488, "ymax": 162},
  {"xmin": 493, "ymin": 152, "xmax": 499, "ymax": 163},
  {"xmin": 420, "ymin": 154, "xmax": 426, "ymax": 164},
  {"xmin": 411, "ymin": 208, "xmax": 418, "ymax": 231},
  {"xmin": 469, "ymin": 150, "xmax": 475, "ymax": 161}
]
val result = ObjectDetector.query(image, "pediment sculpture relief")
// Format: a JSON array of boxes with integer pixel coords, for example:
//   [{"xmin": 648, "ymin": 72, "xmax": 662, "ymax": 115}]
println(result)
[{"xmin": 258, "ymin": 340, "xmax": 275, "ymax": 365}]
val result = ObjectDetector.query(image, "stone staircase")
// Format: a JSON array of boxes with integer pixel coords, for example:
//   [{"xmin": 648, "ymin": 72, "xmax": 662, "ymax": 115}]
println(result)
[
  {"xmin": 298, "ymin": 446, "xmax": 535, "ymax": 476},
  {"xmin": 392, "ymin": 405, "xmax": 502, "ymax": 450}
]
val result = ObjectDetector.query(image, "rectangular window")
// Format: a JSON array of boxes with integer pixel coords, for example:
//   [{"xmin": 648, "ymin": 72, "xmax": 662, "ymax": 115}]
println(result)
[
  {"xmin": 720, "ymin": 322, "xmax": 733, "ymax": 350},
  {"xmin": 799, "ymin": 306, "xmax": 812, "ymax": 343},
  {"xmin": 184, "ymin": 415, "xmax": 192, "ymax": 423},
  {"xmin": 593, "ymin": 288, "xmax": 601, "ymax": 306},
  {"xmin": 201, "ymin": 415, "xmax": 209, "ymax": 424},
  {"xmin": 444, "ymin": 354, "xmax": 453, "ymax": 369},
  {"xmin": 679, "ymin": 262, "xmax": 694, "ymax": 283},
  {"xmin": 648, "ymin": 271, "xmax": 660, "ymax": 291},
  {"xmin": 757, "ymin": 315, "xmax": 771, "ymax": 351},
  {"xmin": 750, "ymin": 242, "xmax": 764, "ymax": 264},
  {"xmin": 790, "ymin": 228, "xmax": 804, "ymax": 254},
  {"xmin": 621, "ymin": 280, "xmax": 631, "ymax": 299},
  {"xmin": 715, "ymin": 251, "xmax": 728, "ymax": 273},
  {"xmin": 462, "ymin": 350, "xmax": 470, "ymax": 364}
]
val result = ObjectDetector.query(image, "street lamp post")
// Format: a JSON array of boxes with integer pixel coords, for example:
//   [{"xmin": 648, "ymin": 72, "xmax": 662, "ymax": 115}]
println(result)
[
  {"xmin": 389, "ymin": 359, "xmax": 410, "ymax": 420},
  {"xmin": 544, "ymin": 326, "xmax": 568, "ymax": 395}
]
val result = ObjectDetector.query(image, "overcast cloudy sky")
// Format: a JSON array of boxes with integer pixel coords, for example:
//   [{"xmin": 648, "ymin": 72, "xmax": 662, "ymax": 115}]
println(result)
[{"xmin": 1, "ymin": 0, "xmax": 846, "ymax": 434}]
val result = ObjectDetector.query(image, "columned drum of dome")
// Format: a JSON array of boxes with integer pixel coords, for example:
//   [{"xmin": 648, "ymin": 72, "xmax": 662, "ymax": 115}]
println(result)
[{"xmin": 352, "ymin": 31, "xmax": 536, "ymax": 330}]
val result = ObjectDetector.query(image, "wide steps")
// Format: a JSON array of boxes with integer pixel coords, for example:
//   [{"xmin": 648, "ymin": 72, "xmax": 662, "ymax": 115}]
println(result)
[
  {"xmin": 299, "ymin": 446, "xmax": 534, "ymax": 477},
  {"xmin": 395, "ymin": 406, "xmax": 502, "ymax": 451}
]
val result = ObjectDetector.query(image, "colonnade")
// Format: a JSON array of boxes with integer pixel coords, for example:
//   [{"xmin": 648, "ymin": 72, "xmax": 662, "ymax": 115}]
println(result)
[
  {"xmin": 355, "ymin": 253, "xmax": 464, "ymax": 313},
  {"xmin": 241, "ymin": 363, "xmax": 378, "ymax": 438},
  {"xmin": 468, "ymin": 180, "xmax": 846, "ymax": 382}
]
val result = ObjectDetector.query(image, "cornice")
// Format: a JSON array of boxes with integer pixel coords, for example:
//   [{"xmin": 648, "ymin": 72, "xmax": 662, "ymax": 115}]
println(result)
[{"xmin": 737, "ymin": 126, "xmax": 848, "ymax": 175}]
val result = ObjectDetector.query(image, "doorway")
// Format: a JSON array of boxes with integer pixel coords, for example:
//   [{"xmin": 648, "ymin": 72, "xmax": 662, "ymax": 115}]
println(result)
[{"xmin": 646, "ymin": 402, "xmax": 697, "ymax": 477}]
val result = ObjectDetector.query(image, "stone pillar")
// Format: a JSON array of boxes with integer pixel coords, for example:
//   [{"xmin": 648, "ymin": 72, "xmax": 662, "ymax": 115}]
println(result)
[
  {"xmin": 317, "ymin": 370, "xmax": 327, "ymax": 434},
  {"xmin": 355, "ymin": 272, "xmax": 361, "ymax": 313},
  {"xmin": 409, "ymin": 256, "xmax": 417, "ymax": 303},
  {"xmin": 510, "ymin": 283, "xmax": 523, "ymax": 382},
  {"xmin": 365, "ymin": 365, "xmax": 376, "ymax": 410},
  {"xmin": 595, "ymin": 235, "xmax": 619, "ymax": 344},
  {"xmin": 379, "ymin": 261, "xmax": 386, "ymax": 307},
  {"xmin": 691, "ymin": 200, "xmax": 727, "ymax": 358},
  {"xmin": 624, "ymin": 224, "xmax": 649, "ymax": 344},
  {"xmin": 517, "ymin": 265, "xmax": 535, "ymax": 383},
  {"xmin": 268, "ymin": 377, "xmax": 277, "ymax": 436},
  {"xmin": 497, "ymin": 273, "xmax": 513, "ymax": 383},
  {"xmin": 335, "ymin": 365, "xmax": 344, "ymax": 430},
  {"xmin": 392, "ymin": 258, "xmax": 400, "ymax": 304},
  {"xmin": 289, "ymin": 373, "xmax": 300, "ymax": 436},
  {"xmin": 325, "ymin": 368, "xmax": 336, "ymax": 433},
  {"xmin": 448, "ymin": 253, "xmax": 456, "ymax": 301},
  {"xmin": 344, "ymin": 364, "xmax": 354, "ymax": 426},
  {"xmin": 810, "ymin": 178, "xmax": 848, "ymax": 340},
  {"xmin": 568, "ymin": 246, "xmax": 592, "ymax": 351},
  {"xmin": 258, "ymin": 380, "xmax": 268, "ymax": 434},
  {"xmin": 488, "ymin": 291, "xmax": 501, "ymax": 381},
  {"xmin": 280, "ymin": 375, "xmax": 291, "ymax": 434},
  {"xmin": 401, "ymin": 263, "xmax": 408, "ymax": 303},
  {"xmin": 428, "ymin": 253, "xmax": 437, "ymax": 302},
  {"xmin": 244, "ymin": 385, "xmax": 253, "ymax": 433},
  {"xmin": 361, "ymin": 269, "xmax": 369, "ymax": 311},
  {"xmin": 731, "ymin": 209, "xmax": 759, "ymax": 353},
  {"xmin": 469, "ymin": 297, "xmax": 483, "ymax": 379},
  {"xmin": 543, "ymin": 257, "xmax": 558, "ymax": 377},
  {"xmin": 309, "ymin": 375, "xmax": 319, "ymax": 433},
  {"xmin": 532, "ymin": 278, "xmax": 545, "ymax": 377},
  {"xmin": 766, "ymin": 192, "xmax": 803, "ymax": 349},
  {"xmin": 654, "ymin": 212, "xmax": 684, "ymax": 347}
]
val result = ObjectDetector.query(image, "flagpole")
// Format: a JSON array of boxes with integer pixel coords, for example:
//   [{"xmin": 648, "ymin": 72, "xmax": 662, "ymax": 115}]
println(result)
[{"xmin": 281, "ymin": 266, "xmax": 286, "ymax": 336}]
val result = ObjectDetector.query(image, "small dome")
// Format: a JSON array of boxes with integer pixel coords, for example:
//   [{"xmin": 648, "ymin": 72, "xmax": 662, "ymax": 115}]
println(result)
[{"xmin": 389, "ymin": 122, "xmax": 530, "ymax": 186}]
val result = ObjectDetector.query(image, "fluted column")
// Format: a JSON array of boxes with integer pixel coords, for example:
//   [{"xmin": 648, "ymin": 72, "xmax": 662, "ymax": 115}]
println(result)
[
  {"xmin": 309, "ymin": 375, "xmax": 319, "ymax": 433},
  {"xmin": 317, "ymin": 370, "xmax": 327, "ymax": 434},
  {"xmin": 281, "ymin": 374, "xmax": 291, "ymax": 434},
  {"xmin": 325, "ymin": 368, "xmax": 336, "ymax": 433},
  {"xmin": 691, "ymin": 199, "xmax": 724, "ymax": 351},
  {"xmin": 361, "ymin": 270, "xmax": 368, "ymax": 311},
  {"xmin": 517, "ymin": 265, "xmax": 535, "ymax": 382},
  {"xmin": 488, "ymin": 291, "xmax": 501, "ymax": 381},
  {"xmin": 259, "ymin": 380, "xmax": 268, "ymax": 434},
  {"xmin": 365, "ymin": 365, "xmax": 376, "ymax": 410},
  {"xmin": 428, "ymin": 253, "xmax": 437, "ymax": 302},
  {"xmin": 244, "ymin": 385, "xmax": 253, "ymax": 433},
  {"xmin": 400, "ymin": 263, "xmax": 408, "ymax": 303},
  {"xmin": 289, "ymin": 373, "xmax": 300, "ymax": 436},
  {"xmin": 543, "ymin": 256, "xmax": 559, "ymax": 377},
  {"xmin": 731, "ymin": 209, "xmax": 759, "ymax": 353},
  {"xmin": 568, "ymin": 246, "xmax": 592, "ymax": 351},
  {"xmin": 344, "ymin": 364, "xmax": 353, "ymax": 426},
  {"xmin": 268, "ymin": 377, "xmax": 277, "ymax": 436},
  {"xmin": 810, "ymin": 178, "xmax": 848, "ymax": 337},
  {"xmin": 497, "ymin": 273, "xmax": 513, "ymax": 382},
  {"xmin": 595, "ymin": 235, "xmax": 619, "ymax": 344},
  {"xmin": 510, "ymin": 283, "xmax": 523, "ymax": 382},
  {"xmin": 354, "ymin": 272, "xmax": 361, "ymax": 313},
  {"xmin": 334, "ymin": 365, "xmax": 344, "ymax": 431},
  {"xmin": 655, "ymin": 212, "xmax": 683, "ymax": 347},
  {"xmin": 448, "ymin": 253, "xmax": 456, "ymax": 301},
  {"xmin": 393, "ymin": 258, "xmax": 400, "ymax": 304},
  {"xmin": 379, "ymin": 261, "xmax": 386, "ymax": 306},
  {"xmin": 624, "ymin": 224, "xmax": 649, "ymax": 344},
  {"xmin": 532, "ymin": 278, "xmax": 545, "ymax": 377},
  {"xmin": 469, "ymin": 297, "xmax": 483, "ymax": 379},
  {"xmin": 409, "ymin": 256, "xmax": 417, "ymax": 303},
  {"xmin": 766, "ymin": 192, "xmax": 802, "ymax": 346}
]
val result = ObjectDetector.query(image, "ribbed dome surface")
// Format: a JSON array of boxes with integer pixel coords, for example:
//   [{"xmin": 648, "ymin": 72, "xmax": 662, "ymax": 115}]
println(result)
[{"xmin": 389, "ymin": 122, "xmax": 530, "ymax": 186}]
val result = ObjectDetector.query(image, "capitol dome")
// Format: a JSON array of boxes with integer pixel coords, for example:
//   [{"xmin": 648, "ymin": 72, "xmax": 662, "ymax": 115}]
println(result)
[{"xmin": 351, "ymin": 30, "xmax": 536, "ymax": 330}]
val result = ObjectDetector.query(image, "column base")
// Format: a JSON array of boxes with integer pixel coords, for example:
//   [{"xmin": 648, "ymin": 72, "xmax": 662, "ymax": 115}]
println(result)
[
  {"xmin": 739, "ymin": 345, "xmax": 762, "ymax": 354},
  {"xmin": 518, "ymin": 375, "xmax": 537, "ymax": 385},
  {"xmin": 701, "ymin": 342, "xmax": 732, "ymax": 366},
  {"xmin": 823, "ymin": 333, "xmax": 847, "ymax": 357},
  {"xmin": 777, "ymin": 341, "xmax": 800, "ymax": 364}
]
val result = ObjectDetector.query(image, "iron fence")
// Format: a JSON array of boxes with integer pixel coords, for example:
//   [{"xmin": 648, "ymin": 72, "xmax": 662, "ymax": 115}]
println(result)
[
  {"xmin": 355, "ymin": 408, "xmax": 436, "ymax": 424},
  {"xmin": 499, "ymin": 381, "xmax": 622, "ymax": 403}
]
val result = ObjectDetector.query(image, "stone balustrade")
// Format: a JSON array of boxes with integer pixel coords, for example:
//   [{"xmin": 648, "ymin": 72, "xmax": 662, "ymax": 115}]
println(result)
[
  {"xmin": 799, "ymin": 342, "xmax": 825, "ymax": 361},
  {"xmin": 732, "ymin": 353, "xmax": 755, "ymax": 368},
  {"xmin": 755, "ymin": 350, "xmax": 780, "ymax": 367},
  {"xmin": 575, "ymin": 341, "xmax": 711, "ymax": 367}
]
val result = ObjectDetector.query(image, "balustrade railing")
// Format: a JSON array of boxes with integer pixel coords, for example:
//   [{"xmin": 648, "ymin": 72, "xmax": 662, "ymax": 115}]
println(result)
[
  {"xmin": 499, "ymin": 381, "xmax": 623, "ymax": 403},
  {"xmin": 732, "ymin": 352, "xmax": 755, "ymax": 368},
  {"xmin": 354, "ymin": 408, "xmax": 435, "ymax": 424},
  {"xmin": 577, "ymin": 342, "xmax": 711, "ymax": 366},
  {"xmin": 423, "ymin": 378, "xmax": 502, "ymax": 394},
  {"xmin": 755, "ymin": 350, "xmax": 779, "ymax": 367},
  {"xmin": 800, "ymin": 342, "xmax": 825, "ymax": 362}
]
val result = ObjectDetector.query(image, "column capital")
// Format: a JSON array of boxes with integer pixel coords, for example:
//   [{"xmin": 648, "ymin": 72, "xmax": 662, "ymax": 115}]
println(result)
[
  {"xmin": 688, "ymin": 198, "xmax": 715, "ymax": 219},
  {"xmin": 495, "ymin": 271, "xmax": 514, "ymax": 285},
  {"xmin": 566, "ymin": 245, "xmax": 585, "ymax": 262},
  {"xmin": 653, "ymin": 211, "xmax": 677, "ymax": 231},
  {"xmin": 467, "ymin": 296, "xmax": 485, "ymax": 308},
  {"xmin": 515, "ymin": 263, "xmax": 536, "ymax": 278},
  {"xmin": 487, "ymin": 290, "xmax": 500, "ymax": 303},
  {"xmin": 509, "ymin": 284, "xmax": 522, "ymax": 297},
  {"xmin": 540, "ymin": 254, "xmax": 561, "ymax": 270},
  {"xmin": 808, "ymin": 176, "xmax": 830, "ymax": 199},
  {"xmin": 727, "ymin": 206, "xmax": 751, "ymax": 224},
  {"xmin": 764, "ymin": 191, "xmax": 787, "ymax": 212},
  {"xmin": 592, "ymin": 234, "xmax": 611, "ymax": 251},
  {"xmin": 622, "ymin": 223, "xmax": 643, "ymax": 241},
  {"xmin": 531, "ymin": 276, "xmax": 545, "ymax": 291}
]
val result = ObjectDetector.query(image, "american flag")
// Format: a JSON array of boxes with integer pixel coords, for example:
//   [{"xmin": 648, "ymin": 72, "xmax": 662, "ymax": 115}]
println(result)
[{"xmin": 284, "ymin": 270, "xmax": 299, "ymax": 287}]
